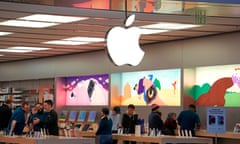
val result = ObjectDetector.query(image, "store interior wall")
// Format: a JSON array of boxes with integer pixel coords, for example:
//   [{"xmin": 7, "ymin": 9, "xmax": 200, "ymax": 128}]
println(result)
[{"xmin": 0, "ymin": 31, "xmax": 240, "ymax": 131}]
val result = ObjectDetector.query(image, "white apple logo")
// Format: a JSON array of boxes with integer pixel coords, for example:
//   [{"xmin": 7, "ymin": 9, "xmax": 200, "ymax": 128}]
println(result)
[{"xmin": 106, "ymin": 14, "xmax": 144, "ymax": 66}]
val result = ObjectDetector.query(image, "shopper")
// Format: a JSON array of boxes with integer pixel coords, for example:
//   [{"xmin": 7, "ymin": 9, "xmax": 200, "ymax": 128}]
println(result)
[
  {"xmin": 121, "ymin": 104, "xmax": 138, "ymax": 144},
  {"xmin": 110, "ymin": 106, "xmax": 121, "ymax": 144},
  {"xmin": 43, "ymin": 100, "xmax": 59, "ymax": 136},
  {"xmin": 177, "ymin": 104, "xmax": 201, "ymax": 136},
  {"xmin": 29, "ymin": 103, "xmax": 44, "ymax": 132},
  {"xmin": 162, "ymin": 112, "xmax": 177, "ymax": 135},
  {"xmin": 96, "ymin": 107, "xmax": 113, "ymax": 144},
  {"xmin": 7, "ymin": 102, "xmax": 30, "ymax": 135},
  {"xmin": 110, "ymin": 106, "xmax": 121, "ymax": 133},
  {"xmin": 0, "ymin": 100, "xmax": 12, "ymax": 131},
  {"xmin": 148, "ymin": 104, "xmax": 163, "ymax": 135}
]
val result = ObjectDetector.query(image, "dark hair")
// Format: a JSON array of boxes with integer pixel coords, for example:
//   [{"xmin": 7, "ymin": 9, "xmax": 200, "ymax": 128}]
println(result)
[
  {"xmin": 21, "ymin": 101, "xmax": 29, "ymax": 107},
  {"xmin": 44, "ymin": 100, "xmax": 53, "ymax": 107},
  {"xmin": 113, "ymin": 106, "xmax": 121, "ymax": 114},
  {"xmin": 35, "ymin": 102, "xmax": 43, "ymax": 106},
  {"xmin": 189, "ymin": 104, "xmax": 196, "ymax": 112},
  {"xmin": 102, "ymin": 107, "xmax": 109, "ymax": 115},
  {"xmin": 128, "ymin": 104, "xmax": 135, "ymax": 109}
]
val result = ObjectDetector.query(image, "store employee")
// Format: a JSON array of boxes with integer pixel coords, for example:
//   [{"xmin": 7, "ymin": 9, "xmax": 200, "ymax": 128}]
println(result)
[
  {"xmin": 7, "ymin": 102, "xmax": 30, "ymax": 135},
  {"xmin": 43, "ymin": 100, "xmax": 59, "ymax": 136}
]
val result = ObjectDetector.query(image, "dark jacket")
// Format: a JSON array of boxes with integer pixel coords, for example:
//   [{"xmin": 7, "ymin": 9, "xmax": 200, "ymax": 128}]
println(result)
[
  {"xmin": 121, "ymin": 113, "xmax": 138, "ymax": 134},
  {"xmin": 0, "ymin": 104, "xmax": 12, "ymax": 130},
  {"xmin": 96, "ymin": 116, "xmax": 113, "ymax": 135},
  {"xmin": 43, "ymin": 110, "xmax": 59, "ymax": 136},
  {"xmin": 148, "ymin": 111, "xmax": 163, "ymax": 131},
  {"xmin": 162, "ymin": 118, "xmax": 177, "ymax": 135}
]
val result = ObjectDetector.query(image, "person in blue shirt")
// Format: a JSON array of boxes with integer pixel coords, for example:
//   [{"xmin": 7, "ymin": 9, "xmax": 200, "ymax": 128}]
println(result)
[
  {"xmin": 110, "ymin": 106, "xmax": 121, "ymax": 144},
  {"xmin": 96, "ymin": 107, "xmax": 113, "ymax": 144},
  {"xmin": 7, "ymin": 102, "xmax": 30, "ymax": 135},
  {"xmin": 177, "ymin": 104, "xmax": 201, "ymax": 136},
  {"xmin": 29, "ymin": 103, "xmax": 44, "ymax": 132},
  {"xmin": 110, "ymin": 106, "xmax": 121, "ymax": 133}
]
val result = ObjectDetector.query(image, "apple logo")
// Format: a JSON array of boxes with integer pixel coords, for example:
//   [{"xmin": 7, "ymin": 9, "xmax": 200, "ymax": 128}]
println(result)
[{"xmin": 106, "ymin": 14, "xmax": 144, "ymax": 66}]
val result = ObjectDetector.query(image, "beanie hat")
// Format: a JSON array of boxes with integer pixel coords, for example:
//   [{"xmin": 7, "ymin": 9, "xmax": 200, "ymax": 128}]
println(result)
[{"xmin": 151, "ymin": 104, "xmax": 159, "ymax": 111}]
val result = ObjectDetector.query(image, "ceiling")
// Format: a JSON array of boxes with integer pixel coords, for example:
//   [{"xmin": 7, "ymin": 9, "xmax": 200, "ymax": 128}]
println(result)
[{"xmin": 0, "ymin": 1, "xmax": 240, "ymax": 63}]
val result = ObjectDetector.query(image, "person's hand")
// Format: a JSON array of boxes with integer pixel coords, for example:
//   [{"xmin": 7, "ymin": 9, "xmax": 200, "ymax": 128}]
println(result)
[{"xmin": 33, "ymin": 118, "xmax": 40, "ymax": 125}]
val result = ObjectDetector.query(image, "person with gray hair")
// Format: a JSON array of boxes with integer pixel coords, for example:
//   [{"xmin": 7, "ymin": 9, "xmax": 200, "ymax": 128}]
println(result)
[{"xmin": 162, "ymin": 112, "xmax": 177, "ymax": 135}]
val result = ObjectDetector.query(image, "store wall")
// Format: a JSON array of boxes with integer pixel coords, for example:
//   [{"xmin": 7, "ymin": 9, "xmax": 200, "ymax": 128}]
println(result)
[
  {"xmin": 0, "ymin": 32, "xmax": 239, "ymax": 81},
  {"xmin": 0, "ymin": 31, "xmax": 240, "ymax": 131}
]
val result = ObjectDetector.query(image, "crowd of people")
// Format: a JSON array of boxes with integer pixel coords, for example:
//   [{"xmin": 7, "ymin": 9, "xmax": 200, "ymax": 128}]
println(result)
[
  {"xmin": 0, "ymin": 99, "xmax": 59, "ymax": 137},
  {"xmin": 96, "ymin": 103, "xmax": 201, "ymax": 144},
  {"xmin": 0, "ymin": 100, "xmax": 201, "ymax": 144},
  {"xmin": 96, "ymin": 104, "xmax": 200, "ymax": 144}
]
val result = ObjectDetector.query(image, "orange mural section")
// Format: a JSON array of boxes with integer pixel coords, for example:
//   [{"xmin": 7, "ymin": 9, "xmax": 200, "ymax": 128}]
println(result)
[{"xmin": 196, "ymin": 78, "xmax": 233, "ymax": 106}]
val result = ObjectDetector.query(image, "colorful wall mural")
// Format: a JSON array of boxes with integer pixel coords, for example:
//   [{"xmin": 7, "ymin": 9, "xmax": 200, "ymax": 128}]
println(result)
[
  {"xmin": 111, "ymin": 69, "xmax": 181, "ymax": 106},
  {"xmin": 184, "ymin": 64, "xmax": 240, "ymax": 107},
  {"xmin": 56, "ymin": 74, "xmax": 109, "ymax": 106}
]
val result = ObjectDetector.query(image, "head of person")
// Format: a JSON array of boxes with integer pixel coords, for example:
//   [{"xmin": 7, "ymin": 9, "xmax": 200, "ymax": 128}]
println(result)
[
  {"xmin": 167, "ymin": 112, "xmax": 177, "ymax": 120},
  {"xmin": 127, "ymin": 104, "xmax": 135, "ymax": 115},
  {"xmin": 112, "ymin": 106, "xmax": 121, "ymax": 115},
  {"xmin": 151, "ymin": 104, "xmax": 160, "ymax": 112},
  {"xmin": 21, "ymin": 102, "xmax": 30, "ymax": 113},
  {"xmin": 101, "ymin": 107, "xmax": 110, "ymax": 117},
  {"xmin": 188, "ymin": 104, "xmax": 196, "ymax": 112},
  {"xmin": 35, "ymin": 103, "xmax": 43, "ymax": 114},
  {"xmin": 4, "ymin": 100, "xmax": 12, "ymax": 108},
  {"xmin": 31, "ymin": 106, "xmax": 38, "ymax": 115},
  {"xmin": 44, "ymin": 100, "xmax": 54, "ymax": 112}
]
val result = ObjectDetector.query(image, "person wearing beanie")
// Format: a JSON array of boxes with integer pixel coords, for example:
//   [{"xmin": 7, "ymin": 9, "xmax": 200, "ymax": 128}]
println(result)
[{"xmin": 148, "ymin": 104, "xmax": 163, "ymax": 134}]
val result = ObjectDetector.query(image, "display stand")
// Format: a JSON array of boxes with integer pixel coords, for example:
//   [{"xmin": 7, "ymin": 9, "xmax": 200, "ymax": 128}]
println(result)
[{"xmin": 58, "ymin": 110, "xmax": 98, "ymax": 137}]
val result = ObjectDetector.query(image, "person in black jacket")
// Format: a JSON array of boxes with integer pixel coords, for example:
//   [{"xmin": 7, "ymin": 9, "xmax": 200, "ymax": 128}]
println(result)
[
  {"xmin": 148, "ymin": 104, "xmax": 163, "ymax": 135},
  {"xmin": 96, "ymin": 107, "xmax": 113, "ymax": 144},
  {"xmin": 0, "ymin": 100, "xmax": 12, "ymax": 131},
  {"xmin": 43, "ymin": 100, "xmax": 59, "ymax": 136},
  {"xmin": 121, "ymin": 104, "xmax": 138, "ymax": 144}
]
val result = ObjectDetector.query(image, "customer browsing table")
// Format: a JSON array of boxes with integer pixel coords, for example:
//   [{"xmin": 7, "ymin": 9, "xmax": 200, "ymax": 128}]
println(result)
[{"xmin": 112, "ymin": 134, "xmax": 213, "ymax": 144}]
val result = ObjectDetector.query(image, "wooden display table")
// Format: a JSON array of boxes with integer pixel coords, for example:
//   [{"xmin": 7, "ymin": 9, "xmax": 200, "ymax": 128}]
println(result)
[
  {"xmin": 112, "ymin": 134, "xmax": 213, "ymax": 144},
  {"xmin": 196, "ymin": 130, "xmax": 240, "ymax": 143},
  {"xmin": 196, "ymin": 130, "xmax": 240, "ymax": 139},
  {"xmin": 78, "ymin": 131, "xmax": 96, "ymax": 137},
  {"xmin": 0, "ymin": 135, "xmax": 95, "ymax": 144}
]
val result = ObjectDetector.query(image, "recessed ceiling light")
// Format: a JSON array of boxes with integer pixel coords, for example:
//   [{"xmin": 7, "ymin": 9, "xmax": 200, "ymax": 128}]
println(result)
[
  {"xmin": 44, "ymin": 37, "xmax": 105, "ymax": 45},
  {"xmin": 10, "ymin": 46, "xmax": 50, "ymax": 51},
  {"xmin": 44, "ymin": 40, "xmax": 90, "ymax": 45},
  {"xmin": 64, "ymin": 37, "xmax": 105, "ymax": 42},
  {"xmin": 0, "ymin": 32, "xmax": 13, "ymax": 36},
  {"xmin": 20, "ymin": 14, "xmax": 88, "ymax": 23},
  {"xmin": 141, "ymin": 22, "xmax": 200, "ymax": 30},
  {"xmin": 0, "ymin": 46, "xmax": 50, "ymax": 53},
  {"xmin": 0, "ymin": 49, "xmax": 32, "ymax": 53},
  {"xmin": 141, "ymin": 29, "xmax": 169, "ymax": 35},
  {"xmin": 0, "ymin": 20, "xmax": 58, "ymax": 28}
]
